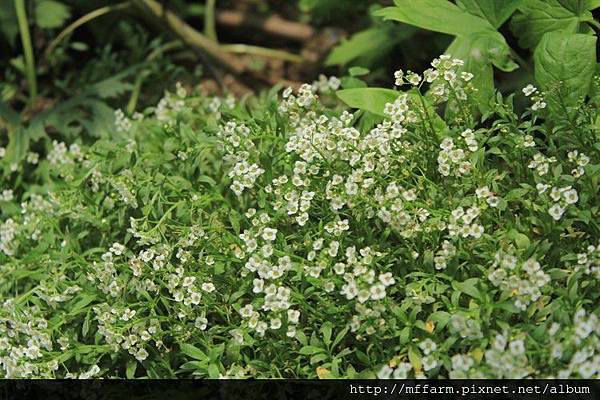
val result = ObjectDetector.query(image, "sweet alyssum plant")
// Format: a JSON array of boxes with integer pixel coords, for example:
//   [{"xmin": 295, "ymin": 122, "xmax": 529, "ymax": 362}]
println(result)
[{"xmin": 0, "ymin": 56, "xmax": 598, "ymax": 379}]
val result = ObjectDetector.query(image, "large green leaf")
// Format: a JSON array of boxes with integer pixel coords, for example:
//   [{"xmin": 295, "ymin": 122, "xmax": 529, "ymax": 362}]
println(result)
[
  {"xmin": 336, "ymin": 87, "xmax": 399, "ymax": 117},
  {"xmin": 458, "ymin": 0, "xmax": 523, "ymax": 28},
  {"xmin": 336, "ymin": 87, "xmax": 448, "ymax": 134},
  {"xmin": 511, "ymin": 0, "xmax": 595, "ymax": 49},
  {"xmin": 35, "ymin": 0, "xmax": 71, "ymax": 29},
  {"xmin": 0, "ymin": 2, "xmax": 18, "ymax": 46},
  {"xmin": 534, "ymin": 32, "xmax": 597, "ymax": 108},
  {"xmin": 326, "ymin": 26, "xmax": 413, "ymax": 66},
  {"xmin": 374, "ymin": 0, "xmax": 494, "ymax": 37},
  {"xmin": 445, "ymin": 31, "xmax": 517, "ymax": 112}
]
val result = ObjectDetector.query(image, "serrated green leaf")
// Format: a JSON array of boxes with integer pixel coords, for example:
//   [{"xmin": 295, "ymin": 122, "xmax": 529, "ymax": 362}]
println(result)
[
  {"xmin": 534, "ymin": 32, "xmax": 596, "ymax": 108},
  {"xmin": 375, "ymin": 0, "xmax": 494, "ymax": 37},
  {"xmin": 458, "ymin": 0, "xmax": 522, "ymax": 28},
  {"xmin": 511, "ymin": 0, "xmax": 594, "ymax": 49}
]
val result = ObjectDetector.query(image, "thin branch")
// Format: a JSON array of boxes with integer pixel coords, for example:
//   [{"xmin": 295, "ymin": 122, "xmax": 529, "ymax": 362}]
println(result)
[
  {"xmin": 216, "ymin": 10, "xmax": 314, "ymax": 42},
  {"xmin": 44, "ymin": 3, "xmax": 130, "ymax": 60},
  {"xmin": 220, "ymin": 44, "xmax": 304, "ymax": 63},
  {"xmin": 132, "ymin": 0, "xmax": 244, "ymax": 75}
]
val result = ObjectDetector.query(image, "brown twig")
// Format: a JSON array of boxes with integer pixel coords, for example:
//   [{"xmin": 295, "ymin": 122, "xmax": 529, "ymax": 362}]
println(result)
[
  {"xmin": 216, "ymin": 10, "xmax": 315, "ymax": 42},
  {"xmin": 132, "ymin": 0, "xmax": 244, "ymax": 75}
]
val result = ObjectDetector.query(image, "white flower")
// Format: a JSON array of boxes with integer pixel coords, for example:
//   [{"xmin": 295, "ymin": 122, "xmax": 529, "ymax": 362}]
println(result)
[
  {"xmin": 508, "ymin": 339, "xmax": 525, "ymax": 355},
  {"xmin": 135, "ymin": 348, "xmax": 149, "ymax": 362},
  {"xmin": 262, "ymin": 227, "xmax": 278, "ymax": 241},
  {"xmin": 202, "ymin": 282, "xmax": 216, "ymax": 292},
  {"xmin": 522, "ymin": 84, "xmax": 537, "ymax": 97},
  {"xmin": 369, "ymin": 284, "xmax": 386, "ymax": 300},
  {"xmin": 548, "ymin": 203, "xmax": 565, "ymax": 221},
  {"xmin": 377, "ymin": 365, "xmax": 393, "ymax": 379},
  {"xmin": 562, "ymin": 188, "xmax": 578, "ymax": 204},
  {"xmin": 109, "ymin": 242, "xmax": 125, "ymax": 256},
  {"xmin": 419, "ymin": 338, "xmax": 437, "ymax": 355}
]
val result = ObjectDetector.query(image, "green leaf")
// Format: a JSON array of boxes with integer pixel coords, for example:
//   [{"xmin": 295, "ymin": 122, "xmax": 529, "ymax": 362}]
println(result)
[
  {"xmin": 180, "ymin": 343, "xmax": 208, "ymax": 361},
  {"xmin": 35, "ymin": 0, "xmax": 71, "ymax": 29},
  {"xmin": 452, "ymin": 278, "xmax": 482, "ymax": 300},
  {"xmin": 505, "ymin": 229, "xmax": 531, "ymax": 249},
  {"xmin": 0, "ymin": 101, "xmax": 21, "ymax": 128},
  {"xmin": 336, "ymin": 87, "xmax": 399, "ymax": 117},
  {"xmin": 298, "ymin": 345, "xmax": 325, "ymax": 355},
  {"xmin": 126, "ymin": 360, "xmax": 137, "ymax": 379},
  {"xmin": 326, "ymin": 28, "xmax": 394, "ymax": 66},
  {"xmin": 68, "ymin": 294, "xmax": 97, "ymax": 316},
  {"xmin": 4, "ymin": 127, "xmax": 30, "ymax": 165},
  {"xmin": 337, "ymin": 87, "xmax": 449, "ymax": 134},
  {"xmin": 407, "ymin": 346, "xmax": 422, "ymax": 371},
  {"xmin": 207, "ymin": 363, "xmax": 220, "ymax": 378},
  {"xmin": 0, "ymin": 2, "xmax": 18, "ymax": 46},
  {"xmin": 458, "ymin": 0, "xmax": 522, "ymax": 28},
  {"xmin": 445, "ymin": 32, "xmax": 516, "ymax": 112},
  {"xmin": 511, "ymin": 0, "xmax": 594, "ymax": 49},
  {"xmin": 534, "ymin": 32, "xmax": 597, "ymax": 107},
  {"xmin": 374, "ymin": 0, "xmax": 494, "ymax": 37},
  {"xmin": 348, "ymin": 67, "xmax": 370, "ymax": 77},
  {"xmin": 321, "ymin": 322, "xmax": 333, "ymax": 346}
]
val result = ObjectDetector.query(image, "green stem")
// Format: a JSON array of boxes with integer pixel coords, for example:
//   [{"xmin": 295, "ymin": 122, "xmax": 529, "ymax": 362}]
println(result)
[
  {"xmin": 44, "ymin": 2, "xmax": 130, "ymax": 60},
  {"xmin": 204, "ymin": 0, "xmax": 217, "ymax": 42},
  {"xmin": 15, "ymin": 0, "xmax": 37, "ymax": 102},
  {"xmin": 220, "ymin": 44, "xmax": 304, "ymax": 63}
]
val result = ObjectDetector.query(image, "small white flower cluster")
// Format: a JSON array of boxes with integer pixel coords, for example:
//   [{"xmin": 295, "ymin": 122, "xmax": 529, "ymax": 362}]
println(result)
[
  {"xmin": 0, "ymin": 189, "xmax": 13, "ymax": 202},
  {"xmin": 47, "ymin": 140, "xmax": 83, "ymax": 166},
  {"xmin": 574, "ymin": 242, "xmax": 600, "ymax": 278},
  {"xmin": 395, "ymin": 55, "xmax": 472, "ymax": 102},
  {"xmin": 522, "ymin": 84, "xmax": 546, "ymax": 110},
  {"xmin": 449, "ymin": 313, "xmax": 482, "ymax": 339},
  {"xmin": 448, "ymin": 353, "xmax": 476, "ymax": 378},
  {"xmin": 114, "ymin": 109, "xmax": 132, "ymax": 132},
  {"xmin": 488, "ymin": 252, "xmax": 550, "ymax": 310},
  {"xmin": 228, "ymin": 159, "xmax": 265, "ymax": 196},
  {"xmin": 418, "ymin": 338, "xmax": 440, "ymax": 372},
  {"xmin": 567, "ymin": 150, "xmax": 590, "ymax": 178},
  {"xmin": 377, "ymin": 361, "xmax": 413, "ymax": 379},
  {"xmin": 25, "ymin": 152, "xmax": 39, "ymax": 164},
  {"xmin": 0, "ymin": 218, "xmax": 18, "ymax": 256},
  {"xmin": 337, "ymin": 245, "xmax": 393, "ymax": 306},
  {"xmin": 536, "ymin": 184, "xmax": 578, "ymax": 221},
  {"xmin": 447, "ymin": 205, "xmax": 484, "ymax": 239},
  {"xmin": 218, "ymin": 121, "xmax": 265, "ymax": 196},
  {"xmin": 236, "ymin": 213, "xmax": 301, "ymax": 338},
  {"xmin": 527, "ymin": 152, "xmax": 556, "ymax": 176},
  {"xmin": 553, "ymin": 309, "xmax": 600, "ymax": 378},
  {"xmin": 0, "ymin": 302, "xmax": 54, "ymax": 378},
  {"xmin": 475, "ymin": 185, "xmax": 500, "ymax": 208},
  {"xmin": 93, "ymin": 303, "xmax": 158, "ymax": 362},
  {"xmin": 433, "ymin": 240, "xmax": 455, "ymax": 270},
  {"xmin": 311, "ymin": 74, "xmax": 341, "ymax": 94},
  {"xmin": 437, "ymin": 129, "xmax": 477, "ymax": 177},
  {"xmin": 155, "ymin": 86, "xmax": 186, "ymax": 122},
  {"xmin": 484, "ymin": 334, "xmax": 530, "ymax": 378},
  {"xmin": 279, "ymin": 83, "xmax": 317, "ymax": 113}
]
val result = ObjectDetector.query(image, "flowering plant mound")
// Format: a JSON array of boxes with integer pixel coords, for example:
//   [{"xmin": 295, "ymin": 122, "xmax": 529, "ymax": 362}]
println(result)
[{"xmin": 1, "ymin": 56, "xmax": 599, "ymax": 379}]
